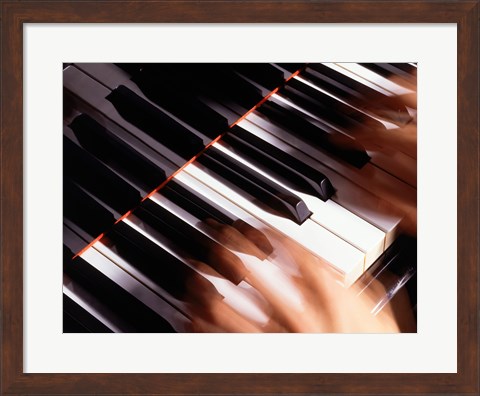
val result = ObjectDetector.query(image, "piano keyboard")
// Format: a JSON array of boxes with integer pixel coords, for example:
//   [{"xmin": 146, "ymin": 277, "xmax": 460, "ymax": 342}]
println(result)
[{"xmin": 63, "ymin": 62, "xmax": 417, "ymax": 333}]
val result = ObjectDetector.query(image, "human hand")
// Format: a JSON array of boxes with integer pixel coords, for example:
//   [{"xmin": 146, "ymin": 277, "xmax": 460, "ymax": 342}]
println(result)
[{"xmin": 186, "ymin": 220, "xmax": 404, "ymax": 333}]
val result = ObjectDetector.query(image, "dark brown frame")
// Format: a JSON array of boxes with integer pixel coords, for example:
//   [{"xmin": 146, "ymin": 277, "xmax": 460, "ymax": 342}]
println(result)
[{"xmin": 1, "ymin": 1, "xmax": 478, "ymax": 394}]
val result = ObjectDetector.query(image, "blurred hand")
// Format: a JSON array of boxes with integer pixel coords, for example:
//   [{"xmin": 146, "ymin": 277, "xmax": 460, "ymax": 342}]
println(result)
[
  {"xmin": 186, "ymin": 221, "xmax": 408, "ymax": 333},
  {"xmin": 355, "ymin": 72, "xmax": 418, "ymax": 236}
]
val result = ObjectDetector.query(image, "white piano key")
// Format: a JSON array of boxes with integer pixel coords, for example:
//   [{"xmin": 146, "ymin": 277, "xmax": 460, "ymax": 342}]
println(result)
[
  {"xmin": 183, "ymin": 162, "xmax": 365, "ymax": 287},
  {"xmin": 237, "ymin": 119, "xmax": 405, "ymax": 248},
  {"xmin": 79, "ymin": 247, "xmax": 191, "ymax": 332},
  {"xmin": 214, "ymin": 141, "xmax": 386, "ymax": 267}
]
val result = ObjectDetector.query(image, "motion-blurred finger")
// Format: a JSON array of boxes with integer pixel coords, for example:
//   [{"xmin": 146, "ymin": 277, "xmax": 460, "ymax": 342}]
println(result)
[{"xmin": 205, "ymin": 218, "xmax": 267, "ymax": 260}]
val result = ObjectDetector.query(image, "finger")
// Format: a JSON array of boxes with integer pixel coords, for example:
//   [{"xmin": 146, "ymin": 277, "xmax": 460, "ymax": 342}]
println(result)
[
  {"xmin": 187, "ymin": 258, "xmax": 226, "ymax": 279},
  {"xmin": 261, "ymin": 317, "xmax": 288, "ymax": 333},
  {"xmin": 200, "ymin": 298, "xmax": 263, "ymax": 333},
  {"xmin": 189, "ymin": 317, "xmax": 224, "ymax": 333},
  {"xmin": 232, "ymin": 219, "xmax": 274, "ymax": 256},
  {"xmin": 202, "ymin": 238, "xmax": 249, "ymax": 285},
  {"xmin": 398, "ymin": 92, "xmax": 417, "ymax": 109},
  {"xmin": 183, "ymin": 266, "xmax": 224, "ymax": 307},
  {"xmin": 277, "ymin": 237, "xmax": 353, "ymax": 330},
  {"xmin": 205, "ymin": 218, "xmax": 267, "ymax": 260},
  {"xmin": 244, "ymin": 271, "xmax": 315, "ymax": 333},
  {"xmin": 354, "ymin": 124, "xmax": 417, "ymax": 159}
]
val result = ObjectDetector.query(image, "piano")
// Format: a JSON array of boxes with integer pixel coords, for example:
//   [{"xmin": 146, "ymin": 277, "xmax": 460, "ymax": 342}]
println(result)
[{"xmin": 62, "ymin": 62, "xmax": 417, "ymax": 333}]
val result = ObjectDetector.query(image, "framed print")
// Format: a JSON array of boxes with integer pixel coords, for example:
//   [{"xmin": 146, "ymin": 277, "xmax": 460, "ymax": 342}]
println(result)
[{"xmin": 1, "ymin": 1, "xmax": 478, "ymax": 394}]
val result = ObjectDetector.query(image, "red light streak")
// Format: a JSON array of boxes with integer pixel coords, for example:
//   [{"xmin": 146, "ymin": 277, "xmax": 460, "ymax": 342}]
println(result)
[{"xmin": 72, "ymin": 233, "xmax": 105, "ymax": 260}]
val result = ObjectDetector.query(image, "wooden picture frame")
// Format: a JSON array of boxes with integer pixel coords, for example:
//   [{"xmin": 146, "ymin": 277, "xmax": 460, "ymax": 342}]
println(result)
[{"xmin": 1, "ymin": 1, "xmax": 478, "ymax": 394}]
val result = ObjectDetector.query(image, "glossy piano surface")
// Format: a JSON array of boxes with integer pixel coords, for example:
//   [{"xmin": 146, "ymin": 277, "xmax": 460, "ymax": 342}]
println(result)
[{"xmin": 63, "ymin": 63, "xmax": 417, "ymax": 333}]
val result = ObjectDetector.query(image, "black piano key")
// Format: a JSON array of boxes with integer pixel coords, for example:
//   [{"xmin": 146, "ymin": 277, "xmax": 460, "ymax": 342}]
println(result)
[
  {"xmin": 64, "ymin": 66, "xmax": 183, "ymax": 172},
  {"xmin": 64, "ymin": 136, "xmax": 142, "ymax": 215},
  {"xmin": 229, "ymin": 63, "xmax": 286, "ymax": 91},
  {"xmin": 308, "ymin": 63, "xmax": 389, "ymax": 99},
  {"xmin": 69, "ymin": 114, "xmax": 167, "ymax": 193},
  {"xmin": 63, "ymin": 293, "xmax": 113, "ymax": 333},
  {"xmin": 129, "ymin": 67, "xmax": 229, "ymax": 139},
  {"xmin": 64, "ymin": 179, "xmax": 116, "ymax": 240},
  {"xmin": 303, "ymin": 64, "xmax": 411, "ymax": 123},
  {"xmin": 198, "ymin": 147, "xmax": 311, "ymax": 224},
  {"xmin": 106, "ymin": 85, "xmax": 205, "ymax": 159},
  {"xmin": 256, "ymin": 100, "xmax": 371, "ymax": 168},
  {"xmin": 136, "ymin": 203, "xmax": 248, "ymax": 285},
  {"xmin": 63, "ymin": 243, "xmax": 175, "ymax": 333},
  {"xmin": 281, "ymin": 77, "xmax": 385, "ymax": 132},
  {"xmin": 222, "ymin": 128, "xmax": 334, "ymax": 201},
  {"xmin": 63, "ymin": 223, "xmax": 90, "ymax": 257},
  {"xmin": 228, "ymin": 126, "xmax": 335, "ymax": 200},
  {"xmin": 107, "ymin": 222, "xmax": 216, "ymax": 302},
  {"xmin": 163, "ymin": 181, "xmax": 236, "ymax": 225}
]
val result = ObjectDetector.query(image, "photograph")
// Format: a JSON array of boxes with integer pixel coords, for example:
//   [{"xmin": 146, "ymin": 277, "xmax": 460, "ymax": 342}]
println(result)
[
  {"xmin": 2, "ymin": 0, "xmax": 478, "ymax": 393},
  {"xmin": 62, "ymin": 62, "xmax": 418, "ymax": 333}
]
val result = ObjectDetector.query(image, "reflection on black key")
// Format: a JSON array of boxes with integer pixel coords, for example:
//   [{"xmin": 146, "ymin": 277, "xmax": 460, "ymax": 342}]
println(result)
[
  {"xmin": 257, "ymin": 101, "xmax": 370, "ymax": 168},
  {"xmin": 64, "ymin": 179, "xmax": 115, "ymax": 240},
  {"xmin": 69, "ymin": 114, "xmax": 167, "ymax": 192},
  {"xmin": 389, "ymin": 63, "xmax": 417, "ymax": 75},
  {"xmin": 199, "ymin": 146, "xmax": 311, "ymax": 224},
  {"xmin": 223, "ymin": 128, "xmax": 334, "ymax": 201},
  {"xmin": 107, "ymin": 222, "xmax": 215, "ymax": 302},
  {"xmin": 106, "ymin": 85, "xmax": 205, "ymax": 159},
  {"xmin": 63, "ymin": 223, "xmax": 90, "ymax": 257},
  {"xmin": 137, "ymin": 203, "xmax": 248, "ymax": 285},
  {"xmin": 229, "ymin": 126, "xmax": 335, "ymax": 199},
  {"xmin": 63, "ymin": 242, "xmax": 175, "ymax": 333}
]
